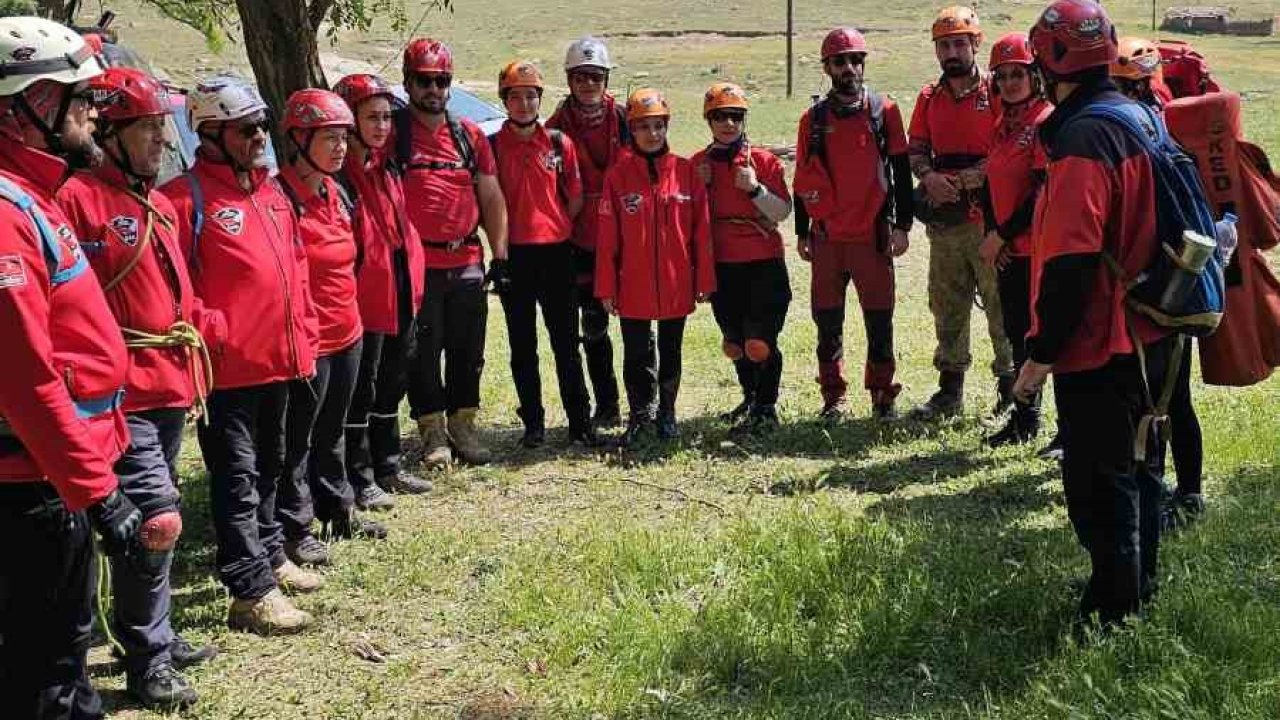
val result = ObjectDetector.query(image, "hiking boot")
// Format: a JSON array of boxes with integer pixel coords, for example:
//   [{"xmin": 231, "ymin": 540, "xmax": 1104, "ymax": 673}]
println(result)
[
  {"xmin": 618, "ymin": 415, "xmax": 652, "ymax": 448},
  {"xmin": 992, "ymin": 373, "xmax": 1016, "ymax": 417},
  {"xmin": 127, "ymin": 662, "xmax": 197, "ymax": 709},
  {"xmin": 909, "ymin": 371, "xmax": 965, "ymax": 420},
  {"xmin": 986, "ymin": 401, "xmax": 1040, "ymax": 448},
  {"xmin": 819, "ymin": 395, "xmax": 847, "ymax": 420},
  {"xmin": 273, "ymin": 559, "xmax": 324, "ymax": 594},
  {"xmin": 520, "ymin": 425, "xmax": 546, "ymax": 449},
  {"xmin": 356, "ymin": 483, "xmax": 396, "ymax": 511},
  {"xmin": 227, "ymin": 589, "xmax": 312, "ymax": 635},
  {"xmin": 592, "ymin": 402, "xmax": 622, "ymax": 429},
  {"xmin": 329, "ymin": 509, "xmax": 388, "ymax": 540},
  {"xmin": 1161, "ymin": 491, "xmax": 1206, "ymax": 532},
  {"xmin": 169, "ymin": 636, "xmax": 217, "ymax": 670},
  {"xmin": 377, "ymin": 472, "xmax": 433, "ymax": 495},
  {"xmin": 1038, "ymin": 432, "xmax": 1065, "ymax": 461},
  {"xmin": 284, "ymin": 534, "xmax": 329, "ymax": 567},
  {"xmin": 569, "ymin": 424, "xmax": 604, "ymax": 448},
  {"xmin": 656, "ymin": 411, "xmax": 680, "ymax": 440},
  {"xmin": 417, "ymin": 412, "xmax": 453, "ymax": 469},
  {"xmin": 872, "ymin": 400, "xmax": 899, "ymax": 422},
  {"xmin": 719, "ymin": 398, "xmax": 752, "ymax": 423},
  {"xmin": 449, "ymin": 408, "xmax": 491, "ymax": 464},
  {"xmin": 732, "ymin": 405, "xmax": 779, "ymax": 437}
]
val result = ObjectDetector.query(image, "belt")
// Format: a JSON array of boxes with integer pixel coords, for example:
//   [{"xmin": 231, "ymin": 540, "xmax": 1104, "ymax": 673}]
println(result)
[
  {"xmin": 716, "ymin": 215, "xmax": 775, "ymax": 238},
  {"xmin": 423, "ymin": 234, "xmax": 481, "ymax": 251},
  {"xmin": 122, "ymin": 321, "xmax": 214, "ymax": 421},
  {"xmin": 932, "ymin": 153, "xmax": 986, "ymax": 171},
  {"xmin": 0, "ymin": 388, "xmax": 125, "ymax": 442}
]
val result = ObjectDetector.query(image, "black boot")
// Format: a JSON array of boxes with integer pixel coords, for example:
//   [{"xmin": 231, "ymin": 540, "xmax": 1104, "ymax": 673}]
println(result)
[
  {"xmin": 719, "ymin": 394, "xmax": 753, "ymax": 422},
  {"xmin": 170, "ymin": 636, "xmax": 218, "ymax": 669},
  {"xmin": 657, "ymin": 380, "xmax": 679, "ymax": 440},
  {"xmin": 127, "ymin": 662, "xmax": 198, "ymax": 709},
  {"xmin": 329, "ymin": 509, "xmax": 388, "ymax": 540},
  {"xmin": 992, "ymin": 373, "xmax": 1016, "ymax": 417},
  {"xmin": 732, "ymin": 404, "xmax": 779, "ymax": 437},
  {"xmin": 618, "ymin": 413, "xmax": 653, "ymax": 448},
  {"xmin": 986, "ymin": 400, "xmax": 1040, "ymax": 448},
  {"xmin": 909, "ymin": 371, "xmax": 965, "ymax": 420},
  {"xmin": 519, "ymin": 425, "xmax": 546, "ymax": 449}
]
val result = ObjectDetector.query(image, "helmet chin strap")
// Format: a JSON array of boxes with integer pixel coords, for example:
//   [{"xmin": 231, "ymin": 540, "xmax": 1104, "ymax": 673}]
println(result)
[
  {"xmin": 200, "ymin": 126, "xmax": 255, "ymax": 174},
  {"xmin": 101, "ymin": 127, "xmax": 156, "ymax": 187},
  {"xmin": 510, "ymin": 115, "xmax": 539, "ymax": 128},
  {"xmin": 15, "ymin": 85, "xmax": 74, "ymax": 154},
  {"xmin": 291, "ymin": 128, "xmax": 339, "ymax": 178}
]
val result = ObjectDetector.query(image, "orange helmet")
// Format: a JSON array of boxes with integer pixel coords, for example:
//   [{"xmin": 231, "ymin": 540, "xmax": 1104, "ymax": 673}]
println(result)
[
  {"xmin": 702, "ymin": 82, "xmax": 748, "ymax": 118},
  {"xmin": 498, "ymin": 60, "xmax": 544, "ymax": 97},
  {"xmin": 932, "ymin": 6, "xmax": 981, "ymax": 42},
  {"xmin": 1111, "ymin": 36, "xmax": 1163, "ymax": 82},
  {"xmin": 625, "ymin": 88, "xmax": 670, "ymax": 123}
]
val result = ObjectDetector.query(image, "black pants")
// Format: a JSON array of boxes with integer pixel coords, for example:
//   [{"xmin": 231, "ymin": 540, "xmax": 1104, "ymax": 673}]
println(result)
[
  {"xmin": 0, "ymin": 483, "xmax": 103, "ymax": 719},
  {"xmin": 278, "ymin": 340, "xmax": 362, "ymax": 540},
  {"xmin": 197, "ymin": 382, "xmax": 289, "ymax": 600},
  {"xmin": 1056, "ymin": 337, "xmax": 1173, "ymax": 624},
  {"xmin": 620, "ymin": 317, "xmax": 686, "ymax": 419},
  {"xmin": 501, "ymin": 242, "xmax": 592, "ymax": 431},
  {"xmin": 111, "ymin": 408, "xmax": 186, "ymax": 676},
  {"xmin": 997, "ymin": 257, "xmax": 1033, "ymax": 370},
  {"xmin": 347, "ymin": 247, "xmax": 416, "ymax": 490},
  {"xmin": 711, "ymin": 259, "xmax": 791, "ymax": 407},
  {"xmin": 1167, "ymin": 338, "xmax": 1203, "ymax": 495},
  {"xmin": 409, "ymin": 263, "xmax": 487, "ymax": 417},
  {"xmin": 572, "ymin": 246, "xmax": 620, "ymax": 415}
]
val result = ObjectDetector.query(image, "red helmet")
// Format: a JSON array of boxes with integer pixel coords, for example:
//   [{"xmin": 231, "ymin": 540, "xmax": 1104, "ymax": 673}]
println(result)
[
  {"xmin": 403, "ymin": 38, "xmax": 453, "ymax": 75},
  {"xmin": 1030, "ymin": 0, "xmax": 1118, "ymax": 78},
  {"xmin": 282, "ymin": 88, "xmax": 354, "ymax": 132},
  {"xmin": 333, "ymin": 73, "xmax": 395, "ymax": 111},
  {"xmin": 87, "ymin": 67, "xmax": 171, "ymax": 122},
  {"xmin": 989, "ymin": 32, "xmax": 1035, "ymax": 70},
  {"xmin": 821, "ymin": 27, "xmax": 868, "ymax": 60}
]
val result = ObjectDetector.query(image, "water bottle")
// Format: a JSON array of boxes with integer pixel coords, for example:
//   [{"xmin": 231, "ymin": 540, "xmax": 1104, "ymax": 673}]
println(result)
[
  {"xmin": 1158, "ymin": 230, "xmax": 1217, "ymax": 314},
  {"xmin": 1215, "ymin": 212, "xmax": 1238, "ymax": 265}
]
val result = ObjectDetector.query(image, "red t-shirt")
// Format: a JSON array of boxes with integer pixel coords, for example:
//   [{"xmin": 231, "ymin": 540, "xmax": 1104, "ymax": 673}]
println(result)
[
  {"xmin": 491, "ymin": 123, "xmax": 583, "ymax": 245},
  {"xmin": 908, "ymin": 75, "xmax": 999, "ymax": 160},
  {"xmin": 794, "ymin": 98, "xmax": 909, "ymax": 243},
  {"xmin": 690, "ymin": 144, "xmax": 789, "ymax": 262},
  {"xmin": 986, "ymin": 99, "xmax": 1052, "ymax": 256},
  {"xmin": 279, "ymin": 166, "xmax": 362, "ymax": 357},
  {"xmin": 401, "ymin": 115, "xmax": 497, "ymax": 269}
]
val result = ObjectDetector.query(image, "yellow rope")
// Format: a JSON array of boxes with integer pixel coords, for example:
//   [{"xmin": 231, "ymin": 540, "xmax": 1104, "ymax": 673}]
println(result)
[{"xmin": 122, "ymin": 321, "xmax": 214, "ymax": 422}]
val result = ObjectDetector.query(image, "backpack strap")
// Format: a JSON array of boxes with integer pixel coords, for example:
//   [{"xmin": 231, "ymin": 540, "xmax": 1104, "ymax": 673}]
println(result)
[
  {"xmin": 549, "ymin": 128, "xmax": 568, "ymax": 205},
  {"xmin": 615, "ymin": 104, "xmax": 631, "ymax": 147},
  {"xmin": 807, "ymin": 99, "xmax": 831, "ymax": 173},
  {"xmin": 276, "ymin": 176, "xmax": 305, "ymax": 219},
  {"xmin": 394, "ymin": 106, "xmax": 414, "ymax": 172},
  {"xmin": 185, "ymin": 172, "xmax": 205, "ymax": 273},
  {"xmin": 0, "ymin": 175, "xmax": 86, "ymax": 285},
  {"xmin": 446, "ymin": 113, "xmax": 477, "ymax": 182}
]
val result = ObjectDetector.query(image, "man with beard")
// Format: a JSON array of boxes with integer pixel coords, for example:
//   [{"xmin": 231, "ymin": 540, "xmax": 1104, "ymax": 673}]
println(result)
[
  {"xmin": 395, "ymin": 38, "xmax": 508, "ymax": 467},
  {"xmin": 161, "ymin": 75, "xmax": 322, "ymax": 636},
  {"xmin": 546, "ymin": 36, "xmax": 626, "ymax": 429},
  {"xmin": 907, "ymin": 6, "xmax": 1015, "ymax": 421},
  {"xmin": 59, "ymin": 66, "xmax": 222, "ymax": 709},
  {"xmin": 793, "ymin": 27, "xmax": 914, "ymax": 421},
  {"xmin": 0, "ymin": 17, "xmax": 140, "ymax": 717}
]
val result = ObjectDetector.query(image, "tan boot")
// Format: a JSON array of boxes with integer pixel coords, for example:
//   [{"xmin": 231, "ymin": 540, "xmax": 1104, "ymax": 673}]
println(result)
[
  {"xmin": 273, "ymin": 559, "xmax": 324, "ymax": 594},
  {"xmin": 449, "ymin": 407, "xmax": 491, "ymax": 465},
  {"xmin": 417, "ymin": 412, "xmax": 453, "ymax": 469},
  {"xmin": 227, "ymin": 588, "xmax": 313, "ymax": 635}
]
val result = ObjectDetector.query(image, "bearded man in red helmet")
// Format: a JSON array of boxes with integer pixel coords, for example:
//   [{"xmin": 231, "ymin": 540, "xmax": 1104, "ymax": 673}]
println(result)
[
  {"xmin": 792, "ymin": 27, "xmax": 914, "ymax": 421},
  {"xmin": 1016, "ymin": 0, "xmax": 1176, "ymax": 628}
]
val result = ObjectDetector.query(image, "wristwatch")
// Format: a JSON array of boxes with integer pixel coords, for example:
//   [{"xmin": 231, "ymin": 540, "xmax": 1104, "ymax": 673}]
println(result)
[{"xmin": 748, "ymin": 183, "xmax": 765, "ymax": 199}]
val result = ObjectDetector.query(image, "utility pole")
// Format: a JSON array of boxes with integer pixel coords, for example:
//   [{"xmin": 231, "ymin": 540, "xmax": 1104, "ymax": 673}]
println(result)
[{"xmin": 786, "ymin": 0, "xmax": 794, "ymax": 98}]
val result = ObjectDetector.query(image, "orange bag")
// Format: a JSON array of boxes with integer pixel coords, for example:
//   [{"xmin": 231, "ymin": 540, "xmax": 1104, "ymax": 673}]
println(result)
[{"xmin": 1165, "ymin": 92, "xmax": 1280, "ymax": 385}]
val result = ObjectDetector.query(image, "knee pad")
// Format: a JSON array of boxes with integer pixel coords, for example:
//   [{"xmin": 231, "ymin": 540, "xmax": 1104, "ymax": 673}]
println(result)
[
  {"xmin": 722, "ymin": 339, "xmax": 744, "ymax": 361},
  {"xmin": 745, "ymin": 338, "xmax": 771, "ymax": 363},
  {"xmin": 139, "ymin": 511, "xmax": 183, "ymax": 552}
]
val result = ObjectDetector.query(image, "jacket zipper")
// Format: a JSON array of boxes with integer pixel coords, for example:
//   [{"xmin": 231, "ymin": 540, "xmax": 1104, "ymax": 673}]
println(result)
[
  {"xmin": 651, "ymin": 167, "xmax": 663, "ymax": 315},
  {"xmin": 249, "ymin": 191, "xmax": 301, "ymax": 376}
]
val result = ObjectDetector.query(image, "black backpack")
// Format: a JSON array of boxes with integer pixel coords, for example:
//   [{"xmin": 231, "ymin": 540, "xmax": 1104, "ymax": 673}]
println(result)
[
  {"xmin": 393, "ymin": 106, "xmax": 477, "ymax": 183},
  {"xmin": 807, "ymin": 88, "xmax": 890, "ymax": 189}
]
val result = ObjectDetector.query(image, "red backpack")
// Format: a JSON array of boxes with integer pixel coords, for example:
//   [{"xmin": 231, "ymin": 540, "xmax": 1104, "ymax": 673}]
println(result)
[{"xmin": 1157, "ymin": 40, "xmax": 1221, "ymax": 99}]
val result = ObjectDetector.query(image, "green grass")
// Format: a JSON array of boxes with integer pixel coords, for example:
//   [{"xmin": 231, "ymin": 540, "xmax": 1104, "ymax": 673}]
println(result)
[{"xmin": 85, "ymin": 0, "xmax": 1280, "ymax": 717}]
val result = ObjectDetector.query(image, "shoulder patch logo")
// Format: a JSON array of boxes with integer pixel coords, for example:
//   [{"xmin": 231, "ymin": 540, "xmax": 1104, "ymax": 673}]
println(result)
[
  {"xmin": 0, "ymin": 254, "xmax": 27, "ymax": 289},
  {"xmin": 109, "ymin": 215, "xmax": 140, "ymax": 246},
  {"xmin": 211, "ymin": 207, "xmax": 245, "ymax": 236}
]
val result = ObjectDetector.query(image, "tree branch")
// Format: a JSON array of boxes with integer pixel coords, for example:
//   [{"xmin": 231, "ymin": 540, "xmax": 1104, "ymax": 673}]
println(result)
[{"xmin": 307, "ymin": 0, "xmax": 334, "ymax": 32}]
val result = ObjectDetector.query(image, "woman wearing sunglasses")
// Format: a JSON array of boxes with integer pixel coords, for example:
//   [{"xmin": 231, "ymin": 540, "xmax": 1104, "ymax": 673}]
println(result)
[
  {"xmin": 595, "ymin": 89, "xmax": 714, "ymax": 446},
  {"xmin": 977, "ymin": 32, "xmax": 1053, "ymax": 448},
  {"xmin": 691, "ymin": 82, "xmax": 792, "ymax": 436}
]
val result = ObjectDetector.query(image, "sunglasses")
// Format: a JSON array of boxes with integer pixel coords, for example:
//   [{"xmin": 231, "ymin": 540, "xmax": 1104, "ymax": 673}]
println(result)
[
  {"xmin": 994, "ymin": 67, "xmax": 1029, "ymax": 83},
  {"xmin": 708, "ymin": 110, "xmax": 746, "ymax": 123},
  {"xmin": 828, "ymin": 54, "xmax": 865, "ymax": 69},
  {"xmin": 570, "ymin": 71, "xmax": 607, "ymax": 84},
  {"xmin": 411, "ymin": 73, "xmax": 453, "ymax": 89},
  {"xmin": 228, "ymin": 118, "xmax": 270, "ymax": 139}
]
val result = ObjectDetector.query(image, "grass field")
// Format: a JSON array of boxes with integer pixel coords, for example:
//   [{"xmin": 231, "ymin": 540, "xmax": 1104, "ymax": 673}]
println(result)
[{"xmin": 84, "ymin": 0, "xmax": 1280, "ymax": 717}]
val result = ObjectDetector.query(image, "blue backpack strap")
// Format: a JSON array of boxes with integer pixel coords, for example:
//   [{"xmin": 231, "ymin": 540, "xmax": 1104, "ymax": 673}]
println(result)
[
  {"xmin": 0, "ymin": 175, "xmax": 86, "ymax": 286},
  {"xmin": 185, "ymin": 172, "xmax": 205, "ymax": 272}
]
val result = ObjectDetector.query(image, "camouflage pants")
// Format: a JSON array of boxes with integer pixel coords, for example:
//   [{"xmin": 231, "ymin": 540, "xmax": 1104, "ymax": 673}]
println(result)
[{"xmin": 926, "ymin": 221, "xmax": 1014, "ymax": 376}]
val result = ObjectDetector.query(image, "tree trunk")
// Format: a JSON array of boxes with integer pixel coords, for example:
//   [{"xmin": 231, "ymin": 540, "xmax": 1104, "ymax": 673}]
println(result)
[
  {"xmin": 234, "ymin": 0, "xmax": 326, "ymax": 150},
  {"xmin": 37, "ymin": 0, "xmax": 78, "ymax": 22}
]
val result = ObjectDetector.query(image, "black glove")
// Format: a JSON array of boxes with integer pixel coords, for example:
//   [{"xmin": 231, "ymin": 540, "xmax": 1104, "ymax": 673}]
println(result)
[
  {"xmin": 86, "ymin": 489, "xmax": 142, "ymax": 556},
  {"xmin": 485, "ymin": 258, "xmax": 513, "ymax": 296}
]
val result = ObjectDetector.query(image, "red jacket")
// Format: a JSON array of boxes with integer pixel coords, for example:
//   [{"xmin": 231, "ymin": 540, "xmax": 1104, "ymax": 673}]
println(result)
[
  {"xmin": 160, "ymin": 159, "xmax": 318, "ymax": 389},
  {"xmin": 279, "ymin": 166, "xmax": 362, "ymax": 356},
  {"xmin": 0, "ymin": 143, "xmax": 129, "ymax": 511},
  {"xmin": 547, "ymin": 94, "xmax": 627, "ymax": 251},
  {"xmin": 690, "ymin": 143, "xmax": 789, "ymax": 263},
  {"xmin": 986, "ymin": 98, "xmax": 1052, "ymax": 257},
  {"xmin": 58, "ymin": 165, "xmax": 226, "ymax": 412},
  {"xmin": 595, "ymin": 149, "xmax": 715, "ymax": 320},
  {"xmin": 341, "ymin": 149, "xmax": 424, "ymax": 336}
]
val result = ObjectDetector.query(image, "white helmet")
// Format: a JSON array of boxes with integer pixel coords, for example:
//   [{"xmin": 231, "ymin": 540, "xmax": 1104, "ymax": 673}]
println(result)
[
  {"xmin": 188, "ymin": 74, "xmax": 268, "ymax": 132},
  {"xmin": 0, "ymin": 16, "xmax": 103, "ymax": 97},
  {"xmin": 564, "ymin": 36, "xmax": 614, "ymax": 72}
]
